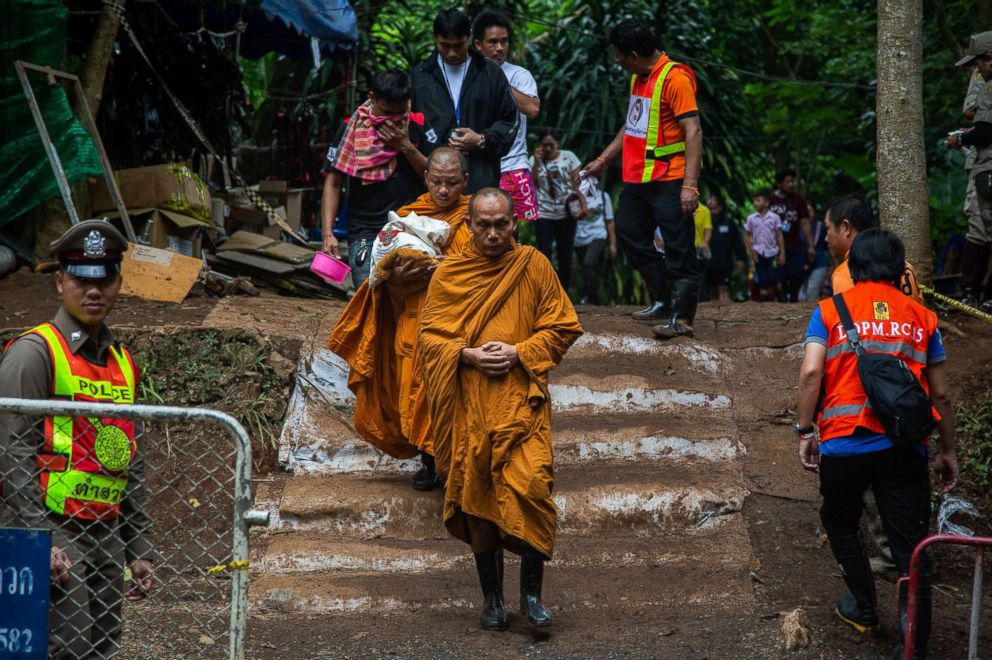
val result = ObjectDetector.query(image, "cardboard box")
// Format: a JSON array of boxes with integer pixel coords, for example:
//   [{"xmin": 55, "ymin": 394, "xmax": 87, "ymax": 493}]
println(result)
[
  {"xmin": 224, "ymin": 204, "xmax": 288, "ymax": 241},
  {"xmin": 257, "ymin": 180, "xmax": 306, "ymax": 230},
  {"xmin": 90, "ymin": 164, "xmax": 212, "ymax": 222},
  {"xmin": 105, "ymin": 208, "xmax": 208, "ymax": 258},
  {"xmin": 120, "ymin": 244, "xmax": 202, "ymax": 304}
]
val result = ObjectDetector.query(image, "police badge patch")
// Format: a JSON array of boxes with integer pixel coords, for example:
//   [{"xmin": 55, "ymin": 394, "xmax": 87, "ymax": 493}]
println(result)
[
  {"xmin": 82, "ymin": 230, "xmax": 107, "ymax": 259},
  {"xmin": 425, "ymin": 128, "xmax": 438, "ymax": 144}
]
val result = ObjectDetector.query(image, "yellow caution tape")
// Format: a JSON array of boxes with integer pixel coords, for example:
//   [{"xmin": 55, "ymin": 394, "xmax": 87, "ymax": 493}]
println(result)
[
  {"xmin": 921, "ymin": 284, "xmax": 992, "ymax": 325},
  {"xmin": 207, "ymin": 559, "xmax": 250, "ymax": 574}
]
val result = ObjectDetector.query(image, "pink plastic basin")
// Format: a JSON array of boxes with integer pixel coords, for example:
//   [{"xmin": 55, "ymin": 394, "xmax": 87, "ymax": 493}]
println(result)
[{"xmin": 310, "ymin": 251, "xmax": 351, "ymax": 284}]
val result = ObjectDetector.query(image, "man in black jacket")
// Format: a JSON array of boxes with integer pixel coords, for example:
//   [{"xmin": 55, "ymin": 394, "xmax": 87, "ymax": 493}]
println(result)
[{"xmin": 411, "ymin": 9, "xmax": 519, "ymax": 193}]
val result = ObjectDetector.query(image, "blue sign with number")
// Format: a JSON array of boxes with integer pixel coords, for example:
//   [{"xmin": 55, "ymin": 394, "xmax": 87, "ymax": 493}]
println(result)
[{"xmin": 0, "ymin": 529, "xmax": 50, "ymax": 659}]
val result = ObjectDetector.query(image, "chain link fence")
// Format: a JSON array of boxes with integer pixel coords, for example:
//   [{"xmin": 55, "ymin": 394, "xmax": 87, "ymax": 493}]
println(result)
[{"xmin": 0, "ymin": 398, "xmax": 266, "ymax": 659}]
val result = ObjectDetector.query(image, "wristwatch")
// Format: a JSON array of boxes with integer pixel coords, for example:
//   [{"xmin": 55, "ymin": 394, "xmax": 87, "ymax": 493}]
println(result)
[
  {"xmin": 477, "ymin": 133, "xmax": 486, "ymax": 150},
  {"xmin": 794, "ymin": 423, "xmax": 815, "ymax": 437}
]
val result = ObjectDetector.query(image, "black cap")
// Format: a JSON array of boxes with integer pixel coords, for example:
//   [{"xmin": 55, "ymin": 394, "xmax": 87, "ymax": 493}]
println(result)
[{"xmin": 50, "ymin": 219, "xmax": 128, "ymax": 279}]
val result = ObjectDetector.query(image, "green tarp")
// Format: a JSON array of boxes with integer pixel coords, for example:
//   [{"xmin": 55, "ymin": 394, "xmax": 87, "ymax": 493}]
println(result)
[{"xmin": 0, "ymin": 0, "xmax": 105, "ymax": 227}]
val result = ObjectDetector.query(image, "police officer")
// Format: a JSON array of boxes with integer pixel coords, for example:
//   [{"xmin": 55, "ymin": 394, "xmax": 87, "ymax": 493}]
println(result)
[
  {"xmin": 0, "ymin": 220, "xmax": 154, "ymax": 658},
  {"xmin": 795, "ymin": 229, "xmax": 957, "ymax": 659},
  {"xmin": 949, "ymin": 31, "xmax": 992, "ymax": 307}
]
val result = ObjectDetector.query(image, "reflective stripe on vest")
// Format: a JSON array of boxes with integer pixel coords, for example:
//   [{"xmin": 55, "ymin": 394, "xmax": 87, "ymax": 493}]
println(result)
[
  {"xmin": 627, "ymin": 62, "xmax": 687, "ymax": 183},
  {"xmin": 814, "ymin": 283, "xmax": 939, "ymax": 443},
  {"xmin": 23, "ymin": 323, "xmax": 137, "ymax": 520}
]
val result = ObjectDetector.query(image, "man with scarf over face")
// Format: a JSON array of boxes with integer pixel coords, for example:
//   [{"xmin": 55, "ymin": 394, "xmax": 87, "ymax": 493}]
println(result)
[{"xmin": 322, "ymin": 69, "xmax": 436, "ymax": 287}]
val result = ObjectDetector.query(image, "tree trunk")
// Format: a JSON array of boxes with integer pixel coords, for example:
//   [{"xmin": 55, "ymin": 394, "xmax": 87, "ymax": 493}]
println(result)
[
  {"xmin": 876, "ymin": 0, "xmax": 933, "ymax": 283},
  {"xmin": 79, "ymin": 0, "xmax": 123, "ymax": 117}
]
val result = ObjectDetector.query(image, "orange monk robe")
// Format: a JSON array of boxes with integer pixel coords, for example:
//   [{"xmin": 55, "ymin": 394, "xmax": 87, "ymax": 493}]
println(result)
[
  {"xmin": 417, "ymin": 243, "xmax": 583, "ymax": 558},
  {"xmin": 326, "ymin": 193, "xmax": 471, "ymax": 459}
]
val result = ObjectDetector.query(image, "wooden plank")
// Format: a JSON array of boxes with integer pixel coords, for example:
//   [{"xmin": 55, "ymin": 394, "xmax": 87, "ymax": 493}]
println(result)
[{"xmin": 119, "ymin": 243, "xmax": 202, "ymax": 303}]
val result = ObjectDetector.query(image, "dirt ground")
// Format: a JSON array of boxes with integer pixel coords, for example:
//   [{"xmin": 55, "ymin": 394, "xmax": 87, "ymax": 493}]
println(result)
[{"xmin": 2, "ymin": 269, "xmax": 990, "ymax": 659}]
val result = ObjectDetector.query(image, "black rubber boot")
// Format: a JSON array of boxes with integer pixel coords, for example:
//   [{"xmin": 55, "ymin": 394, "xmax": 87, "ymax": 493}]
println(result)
[
  {"xmin": 519, "ymin": 548, "xmax": 553, "ymax": 627},
  {"xmin": 632, "ymin": 263, "xmax": 671, "ymax": 321},
  {"xmin": 474, "ymin": 550, "xmax": 508, "ymax": 631},
  {"xmin": 828, "ymin": 532, "xmax": 880, "ymax": 634},
  {"xmin": 652, "ymin": 279, "xmax": 698, "ymax": 339},
  {"xmin": 892, "ymin": 577, "xmax": 931, "ymax": 660},
  {"xmin": 411, "ymin": 452, "xmax": 441, "ymax": 491}
]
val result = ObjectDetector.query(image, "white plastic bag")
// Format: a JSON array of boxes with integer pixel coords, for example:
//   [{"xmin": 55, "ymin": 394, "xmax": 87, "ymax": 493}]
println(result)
[
  {"xmin": 367, "ymin": 210, "xmax": 451, "ymax": 287},
  {"xmin": 937, "ymin": 495, "xmax": 981, "ymax": 537}
]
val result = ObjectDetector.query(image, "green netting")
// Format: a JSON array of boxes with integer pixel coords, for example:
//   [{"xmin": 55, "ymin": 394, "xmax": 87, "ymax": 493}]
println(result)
[{"xmin": 0, "ymin": 0, "xmax": 105, "ymax": 227}]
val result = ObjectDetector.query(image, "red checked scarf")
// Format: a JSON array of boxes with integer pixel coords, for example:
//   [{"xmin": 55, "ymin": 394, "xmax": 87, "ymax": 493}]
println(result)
[{"xmin": 331, "ymin": 101, "xmax": 403, "ymax": 183}]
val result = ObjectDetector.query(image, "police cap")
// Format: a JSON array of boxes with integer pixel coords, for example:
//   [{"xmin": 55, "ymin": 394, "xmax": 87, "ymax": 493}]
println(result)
[
  {"xmin": 956, "ymin": 31, "xmax": 992, "ymax": 67},
  {"xmin": 50, "ymin": 219, "xmax": 128, "ymax": 279}
]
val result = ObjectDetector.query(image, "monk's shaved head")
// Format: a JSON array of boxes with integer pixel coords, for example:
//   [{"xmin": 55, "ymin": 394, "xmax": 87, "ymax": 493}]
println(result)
[
  {"xmin": 426, "ymin": 146, "xmax": 469, "ymax": 174},
  {"xmin": 469, "ymin": 187, "xmax": 513, "ymax": 219},
  {"xmin": 468, "ymin": 187, "xmax": 516, "ymax": 258},
  {"xmin": 425, "ymin": 146, "xmax": 470, "ymax": 210}
]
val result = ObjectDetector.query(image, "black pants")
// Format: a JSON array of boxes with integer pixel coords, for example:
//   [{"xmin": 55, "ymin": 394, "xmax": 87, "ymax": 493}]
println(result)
[
  {"xmin": 536, "ymin": 217, "xmax": 577, "ymax": 291},
  {"xmin": 574, "ymin": 238, "xmax": 607, "ymax": 304},
  {"xmin": 819, "ymin": 448, "xmax": 932, "ymax": 577},
  {"xmin": 615, "ymin": 179, "xmax": 699, "ymax": 282}
]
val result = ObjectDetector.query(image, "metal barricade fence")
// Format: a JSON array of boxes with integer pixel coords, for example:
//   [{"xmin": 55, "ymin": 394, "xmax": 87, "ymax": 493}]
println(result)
[{"xmin": 0, "ymin": 398, "xmax": 269, "ymax": 659}]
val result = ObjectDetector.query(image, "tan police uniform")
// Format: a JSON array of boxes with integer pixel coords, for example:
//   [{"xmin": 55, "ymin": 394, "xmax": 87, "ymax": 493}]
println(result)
[
  {"xmin": 964, "ymin": 68, "xmax": 987, "ymax": 244},
  {"xmin": 0, "ymin": 220, "xmax": 152, "ymax": 658}
]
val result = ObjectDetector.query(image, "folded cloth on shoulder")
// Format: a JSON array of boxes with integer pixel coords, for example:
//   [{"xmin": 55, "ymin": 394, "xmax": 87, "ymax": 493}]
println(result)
[{"xmin": 367, "ymin": 210, "xmax": 452, "ymax": 287}]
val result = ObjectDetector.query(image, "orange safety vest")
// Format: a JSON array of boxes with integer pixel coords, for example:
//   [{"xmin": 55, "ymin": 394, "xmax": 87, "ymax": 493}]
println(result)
[
  {"xmin": 815, "ymin": 282, "xmax": 940, "ymax": 443},
  {"xmin": 621, "ymin": 59, "xmax": 695, "ymax": 184},
  {"xmin": 4, "ymin": 323, "xmax": 137, "ymax": 521}
]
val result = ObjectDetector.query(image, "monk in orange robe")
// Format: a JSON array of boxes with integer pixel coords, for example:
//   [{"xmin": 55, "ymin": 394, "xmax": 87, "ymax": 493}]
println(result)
[
  {"xmin": 418, "ymin": 188, "xmax": 583, "ymax": 631},
  {"xmin": 327, "ymin": 147, "xmax": 472, "ymax": 490}
]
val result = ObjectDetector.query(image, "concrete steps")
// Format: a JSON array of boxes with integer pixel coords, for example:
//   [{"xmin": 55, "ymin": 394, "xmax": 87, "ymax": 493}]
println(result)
[
  {"xmin": 273, "ymin": 463, "xmax": 746, "ymax": 539},
  {"xmin": 253, "ymin": 520, "xmax": 754, "ymax": 615},
  {"xmin": 260, "ymin": 315, "xmax": 757, "ymax": 635}
]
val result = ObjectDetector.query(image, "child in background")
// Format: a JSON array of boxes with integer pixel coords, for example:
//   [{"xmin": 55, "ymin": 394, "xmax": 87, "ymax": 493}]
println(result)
[{"xmin": 744, "ymin": 190, "xmax": 785, "ymax": 301}]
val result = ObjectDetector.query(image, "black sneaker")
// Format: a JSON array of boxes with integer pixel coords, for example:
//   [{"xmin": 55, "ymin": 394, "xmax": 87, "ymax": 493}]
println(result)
[{"xmin": 835, "ymin": 593, "xmax": 879, "ymax": 634}]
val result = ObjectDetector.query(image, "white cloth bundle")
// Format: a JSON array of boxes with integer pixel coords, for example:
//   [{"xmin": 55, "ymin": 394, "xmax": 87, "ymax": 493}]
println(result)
[{"xmin": 367, "ymin": 210, "xmax": 451, "ymax": 287}]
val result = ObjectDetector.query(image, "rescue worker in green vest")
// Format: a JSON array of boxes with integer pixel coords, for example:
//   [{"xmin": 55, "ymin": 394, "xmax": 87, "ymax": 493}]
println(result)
[
  {"xmin": 0, "ymin": 220, "xmax": 154, "ymax": 658},
  {"xmin": 583, "ymin": 18, "xmax": 703, "ymax": 338}
]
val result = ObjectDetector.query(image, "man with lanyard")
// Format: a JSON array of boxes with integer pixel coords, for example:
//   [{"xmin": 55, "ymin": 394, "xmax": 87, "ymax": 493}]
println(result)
[
  {"xmin": 410, "ymin": 8, "xmax": 519, "ymax": 193},
  {"xmin": 796, "ymin": 229, "xmax": 956, "ymax": 660},
  {"xmin": 321, "ymin": 69, "xmax": 432, "ymax": 288},
  {"xmin": 583, "ymin": 19, "xmax": 703, "ymax": 338},
  {"xmin": 948, "ymin": 31, "xmax": 992, "ymax": 309},
  {"xmin": 0, "ymin": 220, "xmax": 154, "ymax": 657},
  {"xmin": 770, "ymin": 168, "xmax": 814, "ymax": 303},
  {"xmin": 472, "ymin": 10, "xmax": 542, "ymax": 224}
]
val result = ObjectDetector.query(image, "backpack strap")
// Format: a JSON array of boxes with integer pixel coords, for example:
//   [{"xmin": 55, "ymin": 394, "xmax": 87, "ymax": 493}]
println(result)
[{"xmin": 832, "ymin": 293, "xmax": 865, "ymax": 357}]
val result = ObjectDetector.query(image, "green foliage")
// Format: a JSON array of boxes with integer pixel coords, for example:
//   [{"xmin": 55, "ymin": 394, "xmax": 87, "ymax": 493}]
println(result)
[
  {"xmin": 128, "ymin": 330, "xmax": 288, "ymax": 459},
  {"xmin": 238, "ymin": 0, "xmax": 982, "ymax": 301},
  {"xmin": 955, "ymin": 385, "xmax": 992, "ymax": 517}
]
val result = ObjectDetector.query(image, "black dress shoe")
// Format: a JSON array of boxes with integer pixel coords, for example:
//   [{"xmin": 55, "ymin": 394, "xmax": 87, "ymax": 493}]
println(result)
[
  {"xmin": 631, "ymin": 301, "xmax": 669, "ymax": 321},
  {"xmin": 411, "ymin": 453, "xmax": 441, "ymax": 491}
]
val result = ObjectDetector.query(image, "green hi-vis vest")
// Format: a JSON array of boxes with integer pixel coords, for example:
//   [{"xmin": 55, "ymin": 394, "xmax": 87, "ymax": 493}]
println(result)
[{"xmin": 6, "ymin": 323, "xmax": 138, "ymax": 520}]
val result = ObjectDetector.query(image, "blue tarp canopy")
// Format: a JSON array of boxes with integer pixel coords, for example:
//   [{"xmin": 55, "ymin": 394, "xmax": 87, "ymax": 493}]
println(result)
[{"xmin": 159, "ymin": 0, "xmax": 359, "ymax": 60}]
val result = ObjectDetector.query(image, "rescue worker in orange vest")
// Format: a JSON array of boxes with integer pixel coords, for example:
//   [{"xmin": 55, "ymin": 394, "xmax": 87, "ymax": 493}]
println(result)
[
  {"xmin": 583, "ymin": 18, "xmax": 703, "ymax": 338},
  {"xmin": 0, "ymin": 220, "xmax": 154, "ymax": 658},
  {"xmin": 796, "ymin": 230, "xmax": 957, "ymax": 660},
  {"xmin": 826, "ymin": 192, "xmax": 924, "ymax": 303}
]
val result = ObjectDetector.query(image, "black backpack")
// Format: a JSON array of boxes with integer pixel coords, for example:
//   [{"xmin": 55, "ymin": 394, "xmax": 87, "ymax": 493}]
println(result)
[{"xmin": 832, "ymin": 293, "xmax": 937, "ymax": 448}]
